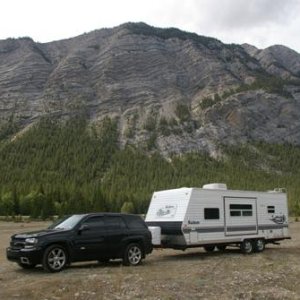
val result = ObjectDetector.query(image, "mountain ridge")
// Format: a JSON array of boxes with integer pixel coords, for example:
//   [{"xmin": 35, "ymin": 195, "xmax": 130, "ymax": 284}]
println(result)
[{"xmin": 1, "ymin": 22, "xmax": 300, "ymax": 155}]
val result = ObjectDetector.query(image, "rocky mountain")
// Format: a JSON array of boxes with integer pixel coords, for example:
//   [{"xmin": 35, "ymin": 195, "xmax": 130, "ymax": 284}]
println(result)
[
  {"xmin": 1, "ymin": 22, "xmax": 300, "ymax": 156},
  {"xmin": 242, "ymin": 43, "xmax": 300, "ymax": 79}
]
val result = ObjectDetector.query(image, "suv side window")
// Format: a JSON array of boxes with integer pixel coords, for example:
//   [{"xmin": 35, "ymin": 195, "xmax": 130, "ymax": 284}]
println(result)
[
  {"xmin": 82, "ymin": 216, "xmax": 105, "ymax": 229},
  {"xmin": 105, "ymin": 216, "xmax": 127, "ymax": 229},
  {"xmin": 126, "ymin": 216, "xmax": 147, "ymax": 229}
]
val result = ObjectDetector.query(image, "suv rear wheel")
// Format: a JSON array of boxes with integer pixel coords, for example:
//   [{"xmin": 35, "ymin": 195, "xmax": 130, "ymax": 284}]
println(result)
[
  {"xmin": 123, "ymin": 243, "xmax": 143, "ymax": 266},
  {"xmin": 42, "ymin": 244, "xmax": 68, "ymax": 272}
]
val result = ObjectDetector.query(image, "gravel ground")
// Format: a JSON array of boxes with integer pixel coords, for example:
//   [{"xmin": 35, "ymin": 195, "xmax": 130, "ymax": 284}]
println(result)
[{"xmin": 0, "ymin": 221, "xmax": 299, "ymax": 300}]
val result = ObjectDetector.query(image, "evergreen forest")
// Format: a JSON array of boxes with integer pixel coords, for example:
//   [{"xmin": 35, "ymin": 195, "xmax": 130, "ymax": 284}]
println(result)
[{"xmin": 0, "ymin": 116, "xmax": 299, "ymax": 219}]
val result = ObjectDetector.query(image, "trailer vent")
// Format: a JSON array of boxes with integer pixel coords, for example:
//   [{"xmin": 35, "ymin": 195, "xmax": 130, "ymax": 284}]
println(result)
[{"xmin": 202, "ymin": 183, "xmax": 227, "ymax": 190}]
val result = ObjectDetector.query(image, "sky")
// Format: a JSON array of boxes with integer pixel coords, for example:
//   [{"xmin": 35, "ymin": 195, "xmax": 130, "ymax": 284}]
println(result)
[{"xmin": 1, "ymin": 0, "xmax": 300, "ymax": 52}]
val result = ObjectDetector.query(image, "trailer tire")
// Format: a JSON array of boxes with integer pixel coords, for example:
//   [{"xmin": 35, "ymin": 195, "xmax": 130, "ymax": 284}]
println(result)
[
  {"xmin": 240, "ymin": 240, "xmax": 254, "ymax": 254},
  {"xmin": 254, "ymin": 239, "xmax": 265, "ymax": 252},
  {"xmin": 216, "ymin": 245, "xmax": 227, "ymax": 251},
  {"xmin": 204, "ymin": 245, "xmax": 215, "ymax": 252}
]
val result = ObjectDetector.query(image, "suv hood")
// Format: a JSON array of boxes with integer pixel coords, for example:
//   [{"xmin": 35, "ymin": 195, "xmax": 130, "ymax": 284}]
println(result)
[{"xmin": 14, "ymin": 229, "xmax": 68, "ymax": 239}]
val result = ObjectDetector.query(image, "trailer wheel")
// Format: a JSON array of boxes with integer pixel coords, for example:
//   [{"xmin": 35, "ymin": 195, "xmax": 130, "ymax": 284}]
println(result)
[
  {"xmin": 240, "ymin": 240, "xmax": 253, "ymax": 254},
  {"xmin": 254, "ymin": 239, "xmax": 265, "ymax": 252},
  {"xmin": 204, "ymin": 245, "xmax": 215, "ymax": 252},
  {"xmin": 216, "ymin": 245, "xmax": 227, "ymax": 251}
]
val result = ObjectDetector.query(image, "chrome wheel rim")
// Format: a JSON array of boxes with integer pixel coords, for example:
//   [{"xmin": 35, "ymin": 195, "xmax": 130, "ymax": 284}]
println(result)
[
  {"xmin": 48, "ymin": 248, "xmax": 66, "ymax": 270},
  {"xmin": 256, "ymin": 239, "xmax": 264, "ymax": 251},
  {"xmin": 128, "ymin": 246, "xmax": 142, "ymax": 265},
  {"xmin": 244, "ymin": 241, "xmax": 252, "ymax": 253}
]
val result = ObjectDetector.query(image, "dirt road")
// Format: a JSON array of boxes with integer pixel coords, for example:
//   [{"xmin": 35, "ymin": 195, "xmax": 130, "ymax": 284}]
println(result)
[{"xmin": 0, "ymin": 221, "xmax": 299, "ymax": 300}]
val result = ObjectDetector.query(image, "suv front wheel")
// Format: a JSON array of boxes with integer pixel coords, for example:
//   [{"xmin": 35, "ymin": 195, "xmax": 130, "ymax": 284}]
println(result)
[
  {"xmin": 123, "ymin": 243, "xmax": 143, "ymax": 266},
  {"xmin": 42, "ymin": 244, "xmax": 68, "ymax": 272}
]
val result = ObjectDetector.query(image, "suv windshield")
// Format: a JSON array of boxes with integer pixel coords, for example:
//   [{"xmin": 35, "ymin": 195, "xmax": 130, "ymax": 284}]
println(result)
[{"xmin": 49, "ymin": 215, "xmax": 84, "ymax": 230}]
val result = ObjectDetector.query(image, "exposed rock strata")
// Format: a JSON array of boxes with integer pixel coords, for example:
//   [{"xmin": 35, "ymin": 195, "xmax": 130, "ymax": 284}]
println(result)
[{"xmin": 0, "ymin": 23, "xmax": 300, "ymax": 155}]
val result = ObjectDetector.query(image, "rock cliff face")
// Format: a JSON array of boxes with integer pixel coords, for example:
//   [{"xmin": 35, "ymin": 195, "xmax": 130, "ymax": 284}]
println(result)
[
  {"xmin": 0, "ymin": 22, "xmax": 300, "ymax": 155},
  {"xmin": 242, "ymin": 43, "xmax": 300, "ymax": 79}
]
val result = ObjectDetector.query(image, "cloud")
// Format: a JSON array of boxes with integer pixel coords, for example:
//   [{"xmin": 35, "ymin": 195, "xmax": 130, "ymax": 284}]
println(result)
[
  {"xmin": 196, "ymin": 0, "xmax": 299, "ymax": 29},
  {"xmin": 160, "ymin": 0, "xmax": 300, "ymax": 52},
  {"xmin": 138, "ymin": 0, "xmax": 300, "ymax": 51},
  {"xmin": 0, "ymin": 0, "xmax": 299, "ymax": 52}
]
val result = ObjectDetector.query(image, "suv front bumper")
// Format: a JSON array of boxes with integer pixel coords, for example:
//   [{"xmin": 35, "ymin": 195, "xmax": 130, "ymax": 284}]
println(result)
[{"xmin": 6, "ymin": 247, "xmax": 43, "ymax": 265}]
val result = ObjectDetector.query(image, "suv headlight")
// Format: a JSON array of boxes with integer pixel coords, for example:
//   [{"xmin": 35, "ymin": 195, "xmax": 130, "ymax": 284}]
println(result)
[{"xmin": 25, "ymin": 238, "xmax": 38, "ymax": 248}]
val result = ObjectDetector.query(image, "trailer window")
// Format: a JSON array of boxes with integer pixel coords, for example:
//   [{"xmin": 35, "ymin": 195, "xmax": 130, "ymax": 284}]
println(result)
[
  {"xmin": 230, "ymin": 210, "xmax": 241, "ymax": 217},
  {"xmin": 267, "ymin": 206, "xmax": 275, "ymax": 214},
  {"xmin": 242, "ymin": 210, "xmax": 253, "ymax": 216},
  {"xmin": 230, "ymin": 204, "xmax": 252, "ymax": 217},
  {"xmin": 204, "ymin": 208, "xmax": 220, "ymax": 219}
]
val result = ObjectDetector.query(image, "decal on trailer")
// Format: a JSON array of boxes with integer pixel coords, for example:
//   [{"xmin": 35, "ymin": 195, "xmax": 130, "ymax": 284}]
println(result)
[
  {"xmin": 270, "ymin": 215, "xmax": 286, "ymax": 224},
  {"xmin": 156, "ymin": 205, "xmax": 177, "ymax": 218}
]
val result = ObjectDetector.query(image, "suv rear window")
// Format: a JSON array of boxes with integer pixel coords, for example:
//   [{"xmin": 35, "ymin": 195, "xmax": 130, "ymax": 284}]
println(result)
[{"xmin": 125, "ymin": 216, "xmax": 147, "ymax": 229}]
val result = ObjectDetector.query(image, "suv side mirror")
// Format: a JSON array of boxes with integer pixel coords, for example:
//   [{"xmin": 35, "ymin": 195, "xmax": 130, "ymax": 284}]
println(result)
[{"xmin": 78, "ymin": 224, "xmax": 90, "ymax": 233}]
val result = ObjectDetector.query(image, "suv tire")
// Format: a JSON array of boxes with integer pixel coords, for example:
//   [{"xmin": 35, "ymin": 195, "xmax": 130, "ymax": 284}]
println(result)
[
  {"xmin": 42, "ymin": 244, "xmax": 68, "ymax": 272},
  {"xmin": 123, "ymin": 243, "xmax": 143, "ymax": 266}
]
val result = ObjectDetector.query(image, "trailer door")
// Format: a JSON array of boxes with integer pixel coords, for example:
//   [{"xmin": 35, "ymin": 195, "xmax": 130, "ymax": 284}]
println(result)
[{"xmin": 224, "ymin": 197, "xmax": 258, "ymax": 236}]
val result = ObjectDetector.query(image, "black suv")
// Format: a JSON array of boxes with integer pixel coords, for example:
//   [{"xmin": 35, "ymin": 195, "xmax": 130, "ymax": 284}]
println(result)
[{"xmin": 6, "ymin": 213, "xmax": 153, "ymax": 272}]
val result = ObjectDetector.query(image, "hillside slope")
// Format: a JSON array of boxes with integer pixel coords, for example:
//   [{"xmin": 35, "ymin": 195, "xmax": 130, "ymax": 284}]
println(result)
[{"xmin": 0, "ymin": 117, "xmax": 300, "ymax": 217}]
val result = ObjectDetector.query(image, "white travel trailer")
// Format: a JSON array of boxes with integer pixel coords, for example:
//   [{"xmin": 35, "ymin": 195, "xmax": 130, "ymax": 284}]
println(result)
[{"xmin": 145, "ymin": 184, "xmax": 290, "ymax": 253}]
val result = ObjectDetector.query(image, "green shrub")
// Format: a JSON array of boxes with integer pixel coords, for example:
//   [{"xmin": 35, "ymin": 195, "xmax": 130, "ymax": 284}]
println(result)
[
  {"xmin": 143, "ymin": 115, "xmax": 157, "ymax": 131},
  {"xmin": 121, "ymin": 201, "xmax": 135, "ymax": 213},
  {"xmin": 175, "ymin": 103, "xmax": 190, "ymax": 122}
]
